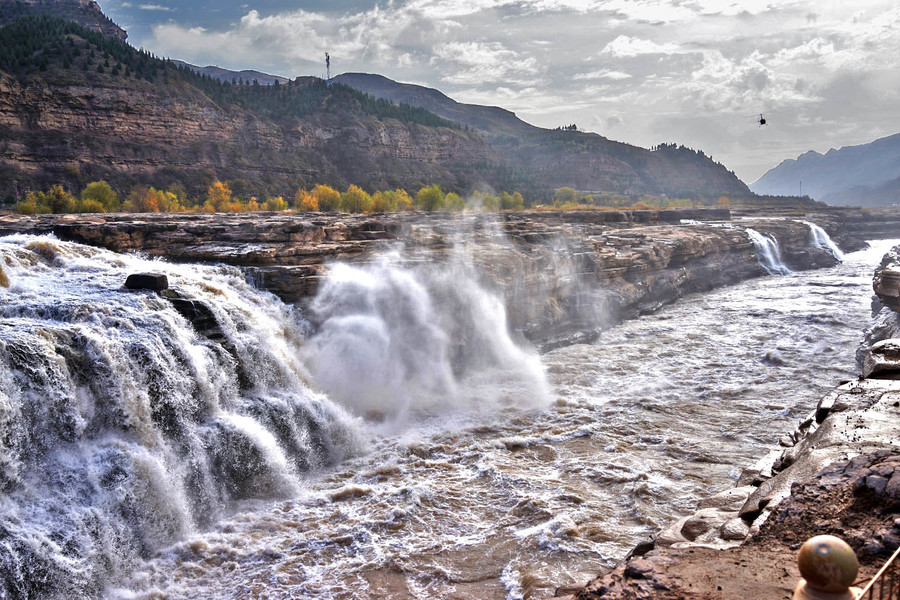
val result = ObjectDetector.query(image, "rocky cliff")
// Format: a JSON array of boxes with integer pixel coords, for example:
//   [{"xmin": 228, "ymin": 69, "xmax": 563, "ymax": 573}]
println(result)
[
  {"xmin": 0, "ymin": 16, "xmax": 498, "ymax": 202},
  {"xmin": 0, "ymin": 206, "xmax": 891, "ymax": 348}
]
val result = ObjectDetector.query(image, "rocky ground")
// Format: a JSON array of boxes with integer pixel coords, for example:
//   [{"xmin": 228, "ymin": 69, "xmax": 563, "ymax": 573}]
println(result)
[{"xmin": 564, "ymin": 244, "xmax": 900, "ymax": 600}]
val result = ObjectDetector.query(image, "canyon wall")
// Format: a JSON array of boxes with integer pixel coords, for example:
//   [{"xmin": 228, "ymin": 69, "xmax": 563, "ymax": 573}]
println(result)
[{"xmin": 1, "ymin": 206, "xmax": 894, "ymax": 347}]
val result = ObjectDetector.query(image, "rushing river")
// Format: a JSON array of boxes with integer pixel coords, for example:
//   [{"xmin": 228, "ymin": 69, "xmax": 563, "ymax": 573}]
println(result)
[{"xmin": 0, "ymin": 231, "xmax": 895, "ymax": 600}]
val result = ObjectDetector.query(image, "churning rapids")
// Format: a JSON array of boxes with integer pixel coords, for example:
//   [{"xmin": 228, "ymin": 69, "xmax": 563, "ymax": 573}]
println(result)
[{"xmin": 0, "ymin": 231, "xmax": 895, "ymax": 600}]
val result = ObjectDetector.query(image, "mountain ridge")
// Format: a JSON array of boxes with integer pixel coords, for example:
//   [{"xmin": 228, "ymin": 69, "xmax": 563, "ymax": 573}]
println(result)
[{"xmin": 751, "ymin": 132, "xmax": 900, "ymax": 206}]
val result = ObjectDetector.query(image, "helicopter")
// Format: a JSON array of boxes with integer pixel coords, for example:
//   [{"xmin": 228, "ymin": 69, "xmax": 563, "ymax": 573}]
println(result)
[{"xmin": 755, "ymin": 113, "xmax": 767, "ymax": 127}]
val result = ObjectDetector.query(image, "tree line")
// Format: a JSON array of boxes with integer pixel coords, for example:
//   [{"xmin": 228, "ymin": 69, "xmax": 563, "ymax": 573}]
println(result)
[{"xmin": 14, "ymin": 180, "xmax": 528, "ymax": 215}]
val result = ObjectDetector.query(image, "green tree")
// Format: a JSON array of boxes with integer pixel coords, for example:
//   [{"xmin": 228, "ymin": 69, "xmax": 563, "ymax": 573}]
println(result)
[
  {"xmin": 553, "ymin": 187, "xmax": 579, "ymax": 206},
  {"xmin": 416, "ymin": 184, "xmax": 444, "ymax": 211},
  {"xmin": 80, "ymin": 181, "xmax": 119, "ymax": 212},
  {"xmin": 444, "ymin": 192, "xmax": 465, "ymax": 212}
]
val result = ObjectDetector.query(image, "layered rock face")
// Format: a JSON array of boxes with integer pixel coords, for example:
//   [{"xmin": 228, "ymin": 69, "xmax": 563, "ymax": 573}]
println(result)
[
  {"xmin": 0, "ymin": 207, "xmax": 885, "ymax": 346},
  {"xmin": 0, "ymin": 71, "xmax": 494, "ymax": 199}
]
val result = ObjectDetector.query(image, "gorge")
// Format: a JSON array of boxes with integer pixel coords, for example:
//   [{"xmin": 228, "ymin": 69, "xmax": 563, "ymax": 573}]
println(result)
[{"xmin": 1, "ymin": 207, "xmax": 900, "ymax": 599}]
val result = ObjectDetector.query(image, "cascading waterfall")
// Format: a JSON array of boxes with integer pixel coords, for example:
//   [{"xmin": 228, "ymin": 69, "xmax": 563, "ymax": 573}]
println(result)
[
  {"xmin": 302, "ymin": 250, "xmax": 552, "ymax": 426},
  {"xmin": 802, "ymin": 221, "xmax": 845, "ymax": 261},
  {"xmin": 0, "ymin": 235, "xmax": 363, "ymax": 599},
  {"xmin": 744, "ymin": 228, "xmax": 793, "ymax": 275}
]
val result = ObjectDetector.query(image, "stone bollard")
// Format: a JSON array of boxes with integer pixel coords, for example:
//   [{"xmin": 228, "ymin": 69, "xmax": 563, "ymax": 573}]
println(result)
[{"xmin": 793, "ymin": 535, "xmax": 862, "ymax": 600}]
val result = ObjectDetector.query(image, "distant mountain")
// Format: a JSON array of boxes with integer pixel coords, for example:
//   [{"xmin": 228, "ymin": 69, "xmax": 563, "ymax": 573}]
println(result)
[
  {"xmin": 751, "ymin": 133, "xmax": 900, "ymax": 206},
  {"xmin": 170, "ymin": 60, "xmax": 290, "ymax": 86},
  {"xmin": 0, "ymin": 0, "xmax": 125, "ymax": 40},
  {"xmin": 334, "ymin": 73, "xmax": 751, "ymax": 200}
]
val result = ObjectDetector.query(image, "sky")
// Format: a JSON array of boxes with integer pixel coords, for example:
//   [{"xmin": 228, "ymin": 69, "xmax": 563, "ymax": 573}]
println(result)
[{"xmin": 99, "ymin": 0, "xmax": 900, "ymax": 184}]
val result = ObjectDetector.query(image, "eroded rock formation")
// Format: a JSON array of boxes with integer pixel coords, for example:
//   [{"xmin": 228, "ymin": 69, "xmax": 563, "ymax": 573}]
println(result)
[{"xmin": 0, "ymin": 207, "xmax": 876, "ymax": 346}]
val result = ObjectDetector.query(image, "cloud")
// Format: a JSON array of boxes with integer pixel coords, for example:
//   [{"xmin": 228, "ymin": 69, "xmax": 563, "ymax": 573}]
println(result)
[
  {"xmin": 138, "ymin": 3, "xmax": 171, "ymax": 10},
  {"xmin": 599, "ymin": 35, "xmax": 692, "ymax": 57},
  {"xmin": 135, "ymin": 0, "xmax": 900, "ymax": 183},
  {"xmin": 573, "ymin": 69, "xmax": 632, "ymax": 81},
  {"xmin": 433, "ymin": 41, "xmax": 540, "ymax": 85}
]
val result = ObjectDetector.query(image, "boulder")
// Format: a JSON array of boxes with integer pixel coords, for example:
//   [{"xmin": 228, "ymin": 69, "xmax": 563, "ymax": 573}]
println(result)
[
  {"xmin": 862, "ymin": 338, "xmax": 900, "ymax": 378},
  {"xmin": 124, "ymin": 272, "xmax": 168, "ymax": 291}
]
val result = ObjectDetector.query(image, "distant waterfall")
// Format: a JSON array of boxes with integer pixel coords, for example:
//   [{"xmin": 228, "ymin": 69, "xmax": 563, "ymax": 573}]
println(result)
[
  {"xmin": 0, "ymin": 235, "xmax": 362, "ymax": 599},
  {"xmin": 802, "ymin": 220, "xmax": 845, "ymax": 261},
  {"xmin": 744, "ymin": 228, "xmax": 793, "ymax": 275}
]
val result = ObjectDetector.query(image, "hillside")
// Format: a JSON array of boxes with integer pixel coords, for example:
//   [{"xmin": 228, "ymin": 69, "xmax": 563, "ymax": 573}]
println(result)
[
  {"xmin": 0, "ymin": 15, "xmax": 500, "ymax": 203},
  {"xmin": 334, "ymin": 72, "xmax": 752, "ymax": 200},
  {"xmin": 751, "ymin": 133, "xmax": 900, "ymax": 206},
  {"xmin": 170, "ymin": 59, "xmax": 290, "ymax": 86},
  {"xmin": 0, "ymin": 0, "xmax": 124, "ymax": 40},
  {"xmin": 0, "ymin": 3, "xmax": 755, "ymax": 204}
]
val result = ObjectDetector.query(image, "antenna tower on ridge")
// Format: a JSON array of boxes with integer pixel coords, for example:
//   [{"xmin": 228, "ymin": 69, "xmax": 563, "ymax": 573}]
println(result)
[{"xmin": 325, "ymin": 52, "xmax": 331, "ymax": 85}]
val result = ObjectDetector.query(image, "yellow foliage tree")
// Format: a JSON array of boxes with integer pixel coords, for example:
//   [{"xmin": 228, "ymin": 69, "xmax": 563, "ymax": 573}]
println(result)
[
  {"xmin": 124, "ymin": 186, "xmax": 160, "ymax": 213},
  {"xmin": 294, "ymin": 189, "xmax": 318, "ymax": 212},
  {"xmin": 267, "ymin": 196, "xmax": 288, "ymax": 211},
  {"xmin": 340, "ymin": 185, "xmax": 374, "ymax": 213},
  {"xmin": 311, "ymin": 184, "xmax": 341, "ymax": 212},
  {"xmin": 207, "ymin": 180, "xmax": 233, "ymax": 212}
]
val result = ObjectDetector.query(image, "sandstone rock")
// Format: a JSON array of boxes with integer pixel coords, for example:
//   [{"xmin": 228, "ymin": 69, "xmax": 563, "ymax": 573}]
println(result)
[
  {"xmin": 697, "ymin": 486, "xmax": 755, "ymax": 512},
  {"xmin": 863, "ymin": 338, "xmax": 900, "ymax": 378},
  {"xmin": 719, "ymin": 518, "xmax": 750, "ymax": 541},
  {"xmin": 866, "ymin": 474, "xmax": 889, "ymax": 494},
  {"xmin": 887, "ymin": 472, "xmax": 900, "ymax": 499}
]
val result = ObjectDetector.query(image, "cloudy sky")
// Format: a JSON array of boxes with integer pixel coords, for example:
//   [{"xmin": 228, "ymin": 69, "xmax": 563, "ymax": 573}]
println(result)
[{"xmin": 101, "ymin": 0, "xmax": 900, "ymax": 184}]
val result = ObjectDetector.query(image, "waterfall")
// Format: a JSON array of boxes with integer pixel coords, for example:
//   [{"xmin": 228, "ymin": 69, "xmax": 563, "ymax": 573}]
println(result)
[
  {"xmin": 744, "ymin": 228, "xmax": 793, "ymax": 275},
  {"xmin": 302, "ymin": 250, "xmax": 552, "ymax": 426},
  {"xmin": 802, "ymin": 220, "xmax": 845, "ymax": 261},
  {"xmin": 0, "ymin": 235, "xmax": 363, "ymax": 599}
]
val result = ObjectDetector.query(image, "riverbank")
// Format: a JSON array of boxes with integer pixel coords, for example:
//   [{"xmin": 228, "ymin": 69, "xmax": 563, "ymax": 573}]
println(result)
[
  {"xmin": 569, "ymin": 243, "xmax": 900, "ymax": 600},
  {"xmin": 1, "ymin": 206, "xmax": 895, "ymax": 347}
]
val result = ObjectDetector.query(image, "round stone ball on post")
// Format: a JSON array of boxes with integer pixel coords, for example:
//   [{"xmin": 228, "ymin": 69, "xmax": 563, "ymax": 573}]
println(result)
[{"xmin": 793, "ymin": 535, "xmax": 861, "ymax": 599}]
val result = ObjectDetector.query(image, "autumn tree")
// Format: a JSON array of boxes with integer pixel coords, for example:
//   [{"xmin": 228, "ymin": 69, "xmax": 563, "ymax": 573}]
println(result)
[
  {"xmin": 416, "ymin": 184, "xmax": 444, "ymax": 211},
  {"xmin": 206, "ymin": 180, "xmax": 233, "ymax": 212},
  {"xmin": 340, "ymin": 185, "xmax": 374, "ymax": 213},
  {"xmin": 124, "ymin": 186, "xmax": 160, "ymax": 212},
  {"xmin": 17, "ymin": 185, "xmax": 77, "ymax": 214},
  {"xmin": 294, "ymin": 189, "xmax": 318, "ymax": 212},
  {"xmin": 80, "ymin": 181, "xmax": 119, "ymax": 212},
  {"xmin": 311, "ymin": 184, "xmax": 341, "ymax": 212},
  {"xmin": 266, "ymin": 196, "xmax": 288, "ymax": 211}
]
